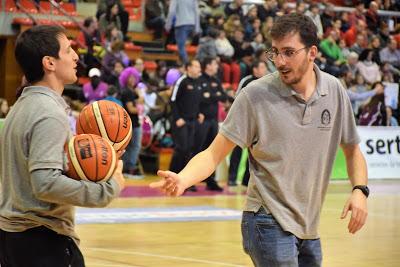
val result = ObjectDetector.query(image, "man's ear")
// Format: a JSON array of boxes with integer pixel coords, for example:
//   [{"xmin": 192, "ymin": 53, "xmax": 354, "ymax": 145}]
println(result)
[
  {"xmin": 42, "ymin": 56, "xmax": 55, "ymax": 72},
  {"xmin": 309, "ymin": 46, "xmax": 318, "ymax": 61}
]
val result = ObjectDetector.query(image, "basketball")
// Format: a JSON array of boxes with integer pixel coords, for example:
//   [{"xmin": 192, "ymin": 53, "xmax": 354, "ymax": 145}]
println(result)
[
  {"xmin": 64, "ymin": 134, "xmax": 117, "ymax": 182},
  {"xmin": 77, "ymin": 100, "xmax": 132, "ymax": 152}
]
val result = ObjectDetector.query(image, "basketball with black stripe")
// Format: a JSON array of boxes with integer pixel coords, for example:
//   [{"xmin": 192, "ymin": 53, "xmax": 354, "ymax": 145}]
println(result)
[
  {"xmin": 64, "ymin": 134, "xmax": 117, "ymax": 182},
  {"xmin": 76, "ymin": 100, "xmax": 132, "ymax": 152}
]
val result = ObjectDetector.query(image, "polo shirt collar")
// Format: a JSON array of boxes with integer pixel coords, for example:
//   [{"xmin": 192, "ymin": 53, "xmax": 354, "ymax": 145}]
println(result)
[
  {"xmin": 276, "ymin": 64, "xmax": 328, "ymax": 98},
  {"xmin": 21, "ymin": 86, "xmax": 70, "ymax": 112}
]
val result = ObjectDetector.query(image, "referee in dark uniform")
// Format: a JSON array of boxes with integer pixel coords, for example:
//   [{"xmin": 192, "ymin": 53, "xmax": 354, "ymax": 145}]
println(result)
[
  {"xmin": 169, "ymin": 59, "xmax": 203, "ymax": 189},
  {"xmin": 228, "ymin": 60, "xmax": 268, "ymax": 187},
  {"xmin": 195, "ymin": 57, "xmax": 233, "ymax": 191}
]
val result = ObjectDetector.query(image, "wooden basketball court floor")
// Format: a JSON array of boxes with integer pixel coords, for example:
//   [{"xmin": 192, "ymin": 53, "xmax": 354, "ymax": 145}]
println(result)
[{"xmin": 77, "ymin": 178, "xmax": 400, "ymax": 267}]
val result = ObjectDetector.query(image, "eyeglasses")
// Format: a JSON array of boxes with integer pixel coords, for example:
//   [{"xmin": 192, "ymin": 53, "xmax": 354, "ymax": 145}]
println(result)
[{"xmin": 266, "ymin": 47, "xmax": 308, "ymax": 62}]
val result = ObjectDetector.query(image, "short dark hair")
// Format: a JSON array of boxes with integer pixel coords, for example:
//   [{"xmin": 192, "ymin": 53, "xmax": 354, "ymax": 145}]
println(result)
[
  {"xmin": 201, "ymin": 57, "xmax": 217, "ymax": 71},
  {"xmin": 107, "ymin": 85, "xmax": 118, "ymax": 96},
  {"xmin": 358, "ymin": 48, "xmax": 372, "ymax": 61},
  {"xmin": 83, "ymin": 16, "xmax": 95, "ymax": 28},
  {"xmin": 15, "ymin": 25, "xmax": 65, "ymax": 84},
  {"xmin": 251, "ymin": 60, "xmax": 266, "ymax": 73},
  {"xmin": 270, "ymin": 13, "xmax": 318, "ymax": 48},
  {"xmin": 207, "ymin": 27, "xmax": 220, "ymax": 39},
  {"xmin": 185, "ymin": 59, "xmax": 199, "ymax": 69}
]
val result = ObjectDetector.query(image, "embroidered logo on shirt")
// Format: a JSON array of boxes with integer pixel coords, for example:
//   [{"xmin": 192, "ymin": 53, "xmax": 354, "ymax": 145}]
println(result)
[
  {"xmin": 187, "ymin": 85, "xmax": 194, "ymax": 90},
  {"xmin": 318, "ymin": 109, "xmax": 332, "ymax": 131},
  {"xmin": 321, "ymin": 109, "xmax": 331, "ymax": 125}
]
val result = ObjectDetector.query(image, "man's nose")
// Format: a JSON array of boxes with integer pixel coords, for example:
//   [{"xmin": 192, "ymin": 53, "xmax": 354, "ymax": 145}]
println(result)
[
  {"xmin": 73, "ymin": 50, "xmax": 79, "ymax": 62},
  {"xmin": 274, "ymin": 54, "xmax": 286, "ymax": 67}
]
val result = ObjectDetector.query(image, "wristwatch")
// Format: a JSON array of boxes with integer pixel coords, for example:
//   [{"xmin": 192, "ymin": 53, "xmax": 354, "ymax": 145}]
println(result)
[{"xmin": 352, "ymin": 185, "xmax": 370, "ymax": 198}]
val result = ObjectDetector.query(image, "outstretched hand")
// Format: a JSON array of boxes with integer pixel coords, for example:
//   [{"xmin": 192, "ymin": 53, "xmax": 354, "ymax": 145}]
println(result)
[{"xmin": 149, "ymin": 170, "xmax": 188, "ymax": 197}]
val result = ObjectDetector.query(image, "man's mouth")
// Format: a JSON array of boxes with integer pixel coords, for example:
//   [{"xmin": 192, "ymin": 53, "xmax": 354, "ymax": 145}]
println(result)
[{"xmin": 280, "ymin": 69, "xmax": 291, "ymax": 75}]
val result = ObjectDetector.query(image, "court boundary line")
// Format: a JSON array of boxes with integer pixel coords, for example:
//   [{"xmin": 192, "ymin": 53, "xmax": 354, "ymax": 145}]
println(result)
[
  {"xmin": 86, "ymin": 247, "xmax": 246, "ymax": 267},
  {"xmin": 88, "ymin": 263, "xmax": 140, "ymax": 267}
]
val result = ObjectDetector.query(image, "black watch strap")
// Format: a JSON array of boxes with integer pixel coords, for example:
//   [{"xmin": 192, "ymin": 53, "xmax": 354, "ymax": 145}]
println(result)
[{"xmin": 352, "ymin": 185, "xmax": 369, "ymax": 198}]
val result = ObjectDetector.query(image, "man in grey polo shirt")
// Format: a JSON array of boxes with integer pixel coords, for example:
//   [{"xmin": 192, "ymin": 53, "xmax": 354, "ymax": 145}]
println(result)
[
  {"xmin": 0, "ymin": 25, "xmax": 125, "ymax": 266},
  {"xmin": 151, "ymin": 13, "xmax": 369, "ymax": 267}
]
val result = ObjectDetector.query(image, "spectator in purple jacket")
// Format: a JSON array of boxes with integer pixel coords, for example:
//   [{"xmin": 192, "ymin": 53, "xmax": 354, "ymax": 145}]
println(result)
[{"xmin": 83, "ymin": 68, "xmax": 109, "ymax": 103}]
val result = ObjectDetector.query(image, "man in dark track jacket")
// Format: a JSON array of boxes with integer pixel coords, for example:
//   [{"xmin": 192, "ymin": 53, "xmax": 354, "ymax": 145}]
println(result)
[
  {"xmin": 195, "ymin": 57, "xmax": 233, "ymax": 191},
  {"xmin": 169, "ymin": 59, "xmax": 203, "ymax": 181}
]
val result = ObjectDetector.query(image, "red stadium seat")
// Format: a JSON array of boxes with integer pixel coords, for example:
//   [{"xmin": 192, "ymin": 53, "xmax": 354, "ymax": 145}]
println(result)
[
  {"xmin": 126, "ymin": 6, "xmax": 142, "ymax": 21},
  {"xmin": 131, "ymin": 0, "xmax": 141, "ymax": 8},
  {"xmin": 4, "ymin": 0, "xmax": 17, "ymax": 12},
  {"xmin": 121, "ymin": 0, "xmax": 132, "ymax": 7},
  {"xmin": 124, "ymin": 42, "xmax": 143, "ymax": 51},
  {"xmin": 166, "ymin": 44, "xmax": 198, "ymax": 55},
  {"xmin": 39, "ymin": 1, "xmax": 59, "ymax": 14},
  {"xmin": 18, "ymin": 0, "xmax": 38, "ymax": 13},
  {"xmin": 59, "ymin": 2, "xmax": 77, "ymax": 16},
  {"xmin": 12, "ymin": 17, "xmax": 34, "ymax": 26},
  {"xmin": 144, "ymin": 61, "xmax": 157, "ymax": 71}
]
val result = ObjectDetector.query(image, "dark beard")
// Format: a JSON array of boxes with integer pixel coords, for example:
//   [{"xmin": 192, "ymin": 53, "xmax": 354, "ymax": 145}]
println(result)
[{"xmin": 282, "ymin": 57, "xmax": 309, "ymax": 85}]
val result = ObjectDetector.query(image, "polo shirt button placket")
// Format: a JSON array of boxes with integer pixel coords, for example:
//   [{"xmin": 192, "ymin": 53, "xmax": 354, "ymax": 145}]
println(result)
[{"xmin": 302, "ymin": 104, "xmax": 312, "ymax": 125}]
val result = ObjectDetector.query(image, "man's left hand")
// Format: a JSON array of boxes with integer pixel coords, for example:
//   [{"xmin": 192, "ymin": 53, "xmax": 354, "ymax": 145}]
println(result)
[{"xmin": 341, "ymin": 190, "xmax": 368, "ymax": 234}]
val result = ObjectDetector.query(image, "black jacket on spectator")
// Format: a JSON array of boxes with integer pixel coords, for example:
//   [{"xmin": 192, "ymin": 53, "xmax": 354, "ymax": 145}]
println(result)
[
  {"xmin": 198, "ymin": 73, "xmax": 230, "ymax": 120},
  {"xmin": 257, "ymin": 5, "xmax": 277, "ymax": 21},
  {"xmin": 170, "ymin": 75, "xmax": 202, "ymax": 121},
  {"xmin": 121, "ymin": 88, "xmax": 140, "ymax": 128},
  {"xmin": 320, "ymin": 12, "xmax": 334, "ymax": 32},
  {"xmin": 230, "ymin": 38, "xmax": 254, "ymax": 60}
]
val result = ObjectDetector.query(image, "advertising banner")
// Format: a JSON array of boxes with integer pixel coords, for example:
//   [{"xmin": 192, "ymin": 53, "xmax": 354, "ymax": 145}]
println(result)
[
  {"xmin": 333, "ymin": 126, "xmax": 400, "ymax": 179},
  {"xmin": 358, "ymin": 126, "xmax": 400, "ymax": 179}
]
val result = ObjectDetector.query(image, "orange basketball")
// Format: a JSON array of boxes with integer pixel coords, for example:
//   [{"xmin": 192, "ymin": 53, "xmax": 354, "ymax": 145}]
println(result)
[
  {"xmin": 77, "ymin": 100, "xmax": 132, "ymax": 152},
  {"xmin": 64, "ymin": 134, "xmax": 117, "ymax": 182}
]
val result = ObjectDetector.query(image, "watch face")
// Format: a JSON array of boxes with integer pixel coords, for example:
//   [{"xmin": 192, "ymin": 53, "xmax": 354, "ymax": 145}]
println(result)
[{"xmin": 365, "ymin": 186, "xmax": 370, "ymax": 194}]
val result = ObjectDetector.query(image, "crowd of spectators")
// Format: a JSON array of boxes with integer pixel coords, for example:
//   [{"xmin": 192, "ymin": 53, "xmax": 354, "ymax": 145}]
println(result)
[{"xmin": 71, "ymin": 0, "xmax": 400, "ymax": 128}]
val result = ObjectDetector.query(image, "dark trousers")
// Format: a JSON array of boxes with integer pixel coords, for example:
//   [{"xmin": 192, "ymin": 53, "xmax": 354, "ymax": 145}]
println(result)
[
  {"xmin": 228, "ymin": 146, "xmax": 249, "ymax": 186},
  {"xmin": 170, "ymin": 120, "xmax": 196, "ymax": 173},
  {"xmin": 119, "ymin": 10, "xmax": 129, "ymax": 38},
  {"xmin": 194, "ymin": 119, "xmax": 219, "ymax": 184},
  {"xmin": 0, "ymin": 226, "xmax": 85, "ymax": 267},
  {"xmin": 145, "ymin": 17, "xmax": 165, "ymax": 39}
]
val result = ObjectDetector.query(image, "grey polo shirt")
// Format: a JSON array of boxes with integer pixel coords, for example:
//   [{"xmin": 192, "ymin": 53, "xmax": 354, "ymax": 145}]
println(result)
[
  {"xmin": 0, "ymin": 86, "xmax": 120, "ymax": 244},
  {"xmin": 220, "ymin": 65, "xmax": 360, "ymax": 239}
]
